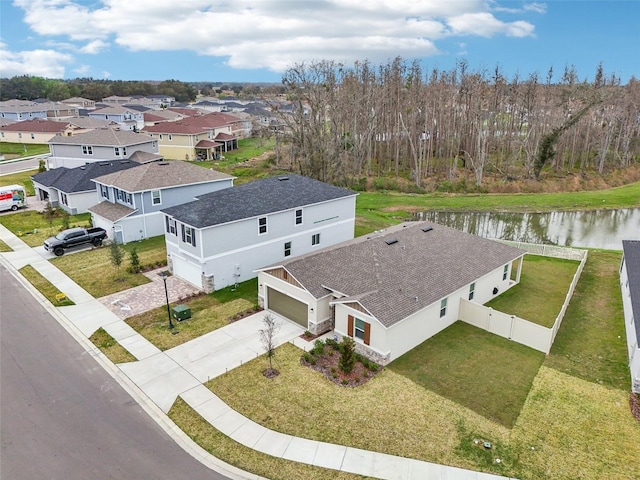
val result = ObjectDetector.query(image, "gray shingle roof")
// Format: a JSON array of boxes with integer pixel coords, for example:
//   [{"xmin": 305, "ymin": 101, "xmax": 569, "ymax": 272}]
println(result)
[
  {"xmin": 162, "ymin": 174, "xmax": 357, "ymax": 229},
  {"xmin": 31, "ymin": 161, "xmax": 138, "ymax": 194},
  {"xmin": 92, "ymin": 161, "xmax": 233, "ymax": 192},
  {"xmin": 49, "ymin": 129, "xmax": 152, "ymax": 146},
  {"xmin": 88, "ymin": 201, "xmax": 136, "ymax": 222},
  {"xmin": 623, "ymin": 240, "xmax": 640, "ymax": 345},
  {"xmin": 265, "ymin": 222, "xmax": 525, "ymax": 328}
]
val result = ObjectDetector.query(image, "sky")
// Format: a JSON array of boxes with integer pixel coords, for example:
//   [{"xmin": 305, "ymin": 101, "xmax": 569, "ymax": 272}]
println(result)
[{"xmin": 0, "ymin": 0, "xmax": 638, "ymax": 84}]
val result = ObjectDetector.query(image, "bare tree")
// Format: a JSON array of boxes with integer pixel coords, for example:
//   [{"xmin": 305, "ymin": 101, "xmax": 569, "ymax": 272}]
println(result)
[{"xmin": 259, "ymin": 313, "xmax": 281, "ymax": 377}]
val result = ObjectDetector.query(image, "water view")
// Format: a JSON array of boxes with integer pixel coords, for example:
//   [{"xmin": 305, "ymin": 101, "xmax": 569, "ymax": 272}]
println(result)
[{"xmin": 415, "ymin": 208, "xmax": 640, "ymax": 250}]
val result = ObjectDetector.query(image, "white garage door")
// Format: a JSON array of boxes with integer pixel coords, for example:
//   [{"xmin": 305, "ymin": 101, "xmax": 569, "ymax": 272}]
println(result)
[{"xmin": 172, "ymin": 255, "xmax": 202, "ymax": 289}]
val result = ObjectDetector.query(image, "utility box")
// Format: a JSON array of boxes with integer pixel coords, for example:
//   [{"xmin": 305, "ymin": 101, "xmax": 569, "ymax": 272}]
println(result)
[{"xmin": 171, "ymin": 304, "xmax": 191, "ymax": 321}]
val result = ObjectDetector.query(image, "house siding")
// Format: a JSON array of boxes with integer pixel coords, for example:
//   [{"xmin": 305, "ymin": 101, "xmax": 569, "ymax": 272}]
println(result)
[
  {"xmin": 49, "ymin": 140, "xmax": 158, "ymax": 169},
  {"xmin": 620, "ymin": 254, "xmax": 640, "ymax": 393}
]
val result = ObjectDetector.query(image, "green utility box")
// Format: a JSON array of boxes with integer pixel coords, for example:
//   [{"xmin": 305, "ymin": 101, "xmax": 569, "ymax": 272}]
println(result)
[{"xmin": 171, "ymin": 304, "xmax": 191, "ymax": 321}]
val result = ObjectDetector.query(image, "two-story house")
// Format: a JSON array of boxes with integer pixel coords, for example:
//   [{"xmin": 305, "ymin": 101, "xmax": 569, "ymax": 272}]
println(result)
[
  {"xmin": 0, "ymin": 99, "xmax": 48, "ymax": 122},
  {"xmin": 88, "ymin": 106, "xmax": 145, "ymax": 131},
  {"xmin": 621, "ymin": 240, "xmax": 640, "ymax": 393},
  {"xmin": 0, "ymin": 119, "xmax": 75, "ymax": 144},
  {"xmin": 89, "ymin": 161, "xmax": 234, "ymax": 244},
  {"xmin": 47, "ymin": 129, "xmax": 162, "ymax": 169},
  {"xmin": 61, "ymin": 97, "xmax": 97, "ymax": 110},
  {"xmin": 161, "ymin": 174, "xmax": 357, "ymax": 292}
]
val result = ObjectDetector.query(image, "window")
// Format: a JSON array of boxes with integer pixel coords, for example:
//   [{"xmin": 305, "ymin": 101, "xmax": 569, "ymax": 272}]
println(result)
[
  {"xmin": 125, "ymin": 192, "xmax": 132, "ymax": 204},
  {"xmin": 159, "ymin": 134, "xmax": 163, "ymax": 140},
  {"xmin": 100, "ymin": 184, "xmax": 109, "ymax": 199},
  {"xmin": 152, "ymin": 141, "xmax": 158, "ymax": 149},
  {"xmin": 312, "ymin": 233, "xmax": 320, "ymax": 245},
  {"xmin": 258, "ymin": 217, "xmax": 267, "ymax": 234},
  {"xmin": 354, "ymin": 318, "xmax": 366, "ymax": 340},
  {"xmin": 168, "ymin": 134, "xmax": 172, "ymax": 141},
  {"xmin": 284, "ymin": 241, "xmax": 292, "ymax": 257},
  {"xmin": 30, "ymin": 133, "xmax": 35, "ymax": 139},
  {"xmin": 181, "ymin": 224, "xmax": 196, "ymax": 247},
  {"xmin": 18, "ymin": 133, "xmax": 22, "ymax": 139},
  {"xmin": 440, "ymin": 298, "xmax": 447, "ymax": 318},
  {"xmin": 61, "ymin": 193, "xmax": 68, "ymax": 206},
  {"xmin": 151, "ymin": 190, "xmax": 161, "ymax": 205},
  {"xmin": 503, "ymin": 264, "xmax": 509, "ymax": 280},
  {"xmin": 115, "ymin": 147, "xmax": 121, "ymax": 156},
  {"xmin": 82, "ymin": 145, "xmax": 93, "ymax": 155},
  {"xmin": 295, "ymin": 209, "xmax": 303, "ymax": 225},
  {"xmin": 468, "ymin": 282, "xmax": 475, "ymax": 301},
  {"xmin": 165, "ymin": 217, "xmax": 177, "ymax": 235}
]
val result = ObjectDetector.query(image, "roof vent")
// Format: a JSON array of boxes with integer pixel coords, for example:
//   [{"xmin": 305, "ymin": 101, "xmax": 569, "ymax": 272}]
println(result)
[
  {"xmin": 421, "ymin": 226, "xmax": 433, "ymax": 233},
  {"xmin": 278, "ymin": 176, "xmax": 289, "ymax": 181},
  {"xmin": 385, "ymin": 238, "xmax": 398, "ymax": 245}
]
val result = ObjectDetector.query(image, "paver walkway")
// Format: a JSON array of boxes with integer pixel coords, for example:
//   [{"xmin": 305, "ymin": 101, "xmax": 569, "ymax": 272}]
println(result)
[{"xmin": 0, "ymin": 223, "xmax": 515, "ymax": 480}]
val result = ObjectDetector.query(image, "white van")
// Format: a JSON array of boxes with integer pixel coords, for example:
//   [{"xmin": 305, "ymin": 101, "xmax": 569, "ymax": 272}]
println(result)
[{"xmin": 0, "ymin": 184, "xmax": 27, "ymax": 212}]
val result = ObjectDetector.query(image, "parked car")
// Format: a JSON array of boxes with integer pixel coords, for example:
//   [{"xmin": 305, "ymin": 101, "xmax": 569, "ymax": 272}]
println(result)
[{"xmin": 43, "ymin": 227, "xmax": 107, "ymax": 256}]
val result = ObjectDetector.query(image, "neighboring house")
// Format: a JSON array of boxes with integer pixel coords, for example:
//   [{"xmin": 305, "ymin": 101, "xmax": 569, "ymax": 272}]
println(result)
[
  {"xmin": 142, "ymin": 113, "xmax": 241, "ymax": 161},
  {"xmin": 162, "ymin": 174, "xmax": 357, "ymax": 292},
  {"xmin": 90, "ymin": 161, "xmax": 234, "ymax": 244},
  {"xmin": 68, "ymin": 117, "xmax": 118, "ymax": 130},
  {"xmin": 88, "ymin": 106, "xmax": 145, "ymax": 131},
  {"xmin": 256, "ymin": 222, "xmax": 525, "ymax": 364},
  {"xmin": 0, "ymin": 119, "xmax": 74, "ymax": 144},
  {"xmin": 31, "ymin": 160, "xmax": 139, "ymax": 214},
  {"xmin": 621, "ymin": 240, "xmax": 640, "ymax": 393},
  {"xmin": 0, "ymin": 99, "xmax": 48, "ymax": 122},
  {"xmin": 61, "ymin": 97, "xmax": 96, "ymax": 109},
  {"xmin": 47, "ymin": 129, "xmax": 161, "ymax": 169}
]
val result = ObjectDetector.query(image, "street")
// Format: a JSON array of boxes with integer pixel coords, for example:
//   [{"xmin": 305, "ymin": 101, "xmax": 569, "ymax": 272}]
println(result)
[{"xmin": 0, "ymin": 265, "xmax": 231, "ymax": 480}]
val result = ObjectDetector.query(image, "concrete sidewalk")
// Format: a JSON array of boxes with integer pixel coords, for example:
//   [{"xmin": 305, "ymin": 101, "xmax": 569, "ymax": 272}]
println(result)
[{"xmin": 0, "ymin": 223, "xmax": 515, "ymax": 480}]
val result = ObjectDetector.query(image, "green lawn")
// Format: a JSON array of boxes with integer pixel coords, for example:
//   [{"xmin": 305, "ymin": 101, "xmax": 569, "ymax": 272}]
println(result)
[
  {"xmin": 355, "ymin": 181, "xmax": 640, "ymax": 234},
  {"xmin": 125, "ymin": 279, "xmax": 258, "ymax": 350},
  {"xmin": 18, "ymin": 264, "xmax": 75, "ymax": 306},
  {"xmin": 0, "ymin": 169, "xmax": 38, "ymax": 196},
  {"xmin": 0, "ymin": 142, "xmax": 50, "ymax": 159},
  {"xmin": 389, "ymin": 321, "xmax": 545, "ymax": 427},
  {"xmin": 485, "ymin": 255, "xmax": 581, "ymax": 328},
  {"xmin": 0, "ymin": 210, "xmax": 91, "ymax": 246},
  {"xmin": 50, "ymin": 236, "xmax": 167, "ymax": 297},
  {"xmin": 89, "ymin": 328, "xmax": 137, "ymax": 364},
  {"xmin": 0, "ymin": 239, "xmax": 12, "ymax": 252}
]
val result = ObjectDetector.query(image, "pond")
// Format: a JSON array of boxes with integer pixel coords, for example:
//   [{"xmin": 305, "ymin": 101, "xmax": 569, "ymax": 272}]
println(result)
[{"xmin": 414, "ymin": 208, "xmax": 640, "ymax": 250}]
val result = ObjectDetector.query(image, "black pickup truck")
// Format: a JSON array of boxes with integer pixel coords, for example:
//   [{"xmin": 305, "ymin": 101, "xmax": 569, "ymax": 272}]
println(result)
[{"xmin": 43, "ymin": 227, "xmax": 108, "ymax": 256}]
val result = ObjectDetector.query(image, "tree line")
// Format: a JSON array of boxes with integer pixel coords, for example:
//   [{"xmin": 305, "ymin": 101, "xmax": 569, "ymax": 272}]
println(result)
[
  {"xmin": 275, "ymin": 58, "xmax": 640, "ymax": 186},
  {"xmin": 0, "ymin": 76, "xmax": 197, "ymax": 103}
]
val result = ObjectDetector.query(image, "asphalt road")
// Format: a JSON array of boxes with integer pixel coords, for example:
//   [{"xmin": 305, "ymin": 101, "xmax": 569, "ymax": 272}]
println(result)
[
  {"xmin": 0, "ymin": 157, "xmax": 40, "ymax": 175},
  {"xmin": 0, "ymin": 266, "xmax": 231, "ymax": 480}
]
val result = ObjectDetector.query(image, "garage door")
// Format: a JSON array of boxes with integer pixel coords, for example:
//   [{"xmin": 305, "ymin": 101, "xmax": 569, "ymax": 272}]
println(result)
[
  {"xmin": 172, "ymin": 255, "xmax": 202, "ymax": 289},
  {"xmin": 266, "ymin": 287, "xmax": 308, "ymax": 328}
]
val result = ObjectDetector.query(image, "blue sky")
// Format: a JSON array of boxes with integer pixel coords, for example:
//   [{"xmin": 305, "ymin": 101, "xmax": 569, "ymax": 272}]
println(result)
[{"xmin": 0, "ymin": 1, "xmax": 638, "ymax": 84}]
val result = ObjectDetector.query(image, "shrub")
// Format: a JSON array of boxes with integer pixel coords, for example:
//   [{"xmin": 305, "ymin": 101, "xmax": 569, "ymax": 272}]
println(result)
[
  {"xmin": 368, "ymin": 363, "xmax": 379, "ymax": 372},
  {"xmin": 325, "ymin": 338, "xmax": 339, "ymax": 349},
  {"xmin": 128, "ymin": 247, "xmax": 141, "ymax": 273},
  {"xmin": 302, "ymin": 352, "xmax": 313, "ymax": 363},
  {"xmin": 339, "ymin": 337, "xmax": 356, "ymax": 374},
  {"xmin": 310, "ymin": 339, "xmax": 325, "ymax": 356},
  {"xmin": 341, "ymin": 378, "xmax": 349, "ymax": 385}
]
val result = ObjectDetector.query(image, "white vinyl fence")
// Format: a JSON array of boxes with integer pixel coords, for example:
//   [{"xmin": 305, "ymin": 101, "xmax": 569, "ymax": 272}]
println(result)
[{"xmin": 459, "ymin": 242, "xmax": 588, "ymax": 354}]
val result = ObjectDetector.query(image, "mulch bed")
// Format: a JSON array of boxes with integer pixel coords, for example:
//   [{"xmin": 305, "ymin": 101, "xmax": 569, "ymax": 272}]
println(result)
[
  {"xmin": 630, "ymin": 392, "xmax": 640, "ymax": 422},
  {"xmin": 228, "ymin": 306, "xmax": 263, "ymax": 323},
  {"xmin": 300, "ymin": 345, "xmax": 381, "ymax": 387}
]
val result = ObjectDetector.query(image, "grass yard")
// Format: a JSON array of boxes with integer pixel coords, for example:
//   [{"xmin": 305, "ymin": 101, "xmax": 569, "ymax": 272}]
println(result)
[
  {"xmin": 388, "ymin": 321, "xmax": 545, "ymax": 427},
  {"xmin": 545, "ymin": 250, "xmax": 629, "ymax": 390},
  {"xmin": 0, "ymin": 142, "xmax": 50, "ymax": 159},
  {"xmin": 89, "ymin": 328, "xmax": 137, "ymax": 364},
  {"xmin": 168, "ymin": 398, "xmax": 375, "ymax": 480},
  {"xmin": 18, "ymin": 264, "xmax": 75, "ymax": 306},
  {"xmin": 0, "ymin": 210, "xmax": 91, "ymax": 246},
  {"xmin": 0, "ymin": 239, "xmax": 12, "ymax": 252},
  {"xmin": 125, "ymin": 279, "xmax": 258, "ymax": 350},
  {"xmin": 51, "ymin": 236, "xmax": 167, "ymax": 297},
  {"xmin": 355, "ymin": 181, "xmax": 640, "ymax": 234},
  {"xmin": 0, "ymin": 169, "xmax": 38, "ymax": 196},
  {"xmin": 484, "ymin": 254, "xmax": 581, "ymax": 328}
]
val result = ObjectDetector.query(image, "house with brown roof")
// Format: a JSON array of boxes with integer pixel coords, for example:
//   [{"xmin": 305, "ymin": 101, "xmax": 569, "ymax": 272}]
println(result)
[
  {"xmin": 0, "ymin": 119, "xmax": 78, "ymax": 144},
  {"xmin": 47, "ymin": 129, "xmax": 162, "ymax": 169},
  {"xmin": 89, "ymin": 161, "xmax": 234, "ymax": 243},
  {"xmin": 256, "ymin": 222, "xmax": 525, "ymax": 364}
]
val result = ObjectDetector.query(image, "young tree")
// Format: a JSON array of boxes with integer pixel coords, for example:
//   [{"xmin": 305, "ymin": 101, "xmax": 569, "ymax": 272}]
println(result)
[
  {"xmin": 42, "ymin": 202, "xmax": 56, "ymax": 230},
  {"xmin": 60, "ymin": 209, "xmax": 70, "ymax": 230},
  {"xmin": 109, "ymin": 241, "xmax": 124, "ymax": 280},
  {"xmin": 339, "ymin": 336, "xmax": 356, "ymax": 374},
  {"xmin": 259, "ymin": 313, "xmax": 281, "ymax": 377},
  {"xmin": 129, "ymin": 247, "xmax": 141, "ymax": 273}
]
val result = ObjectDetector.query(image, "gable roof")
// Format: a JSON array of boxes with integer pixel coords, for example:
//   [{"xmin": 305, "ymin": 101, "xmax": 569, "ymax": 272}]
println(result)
[
  {"xmin": 31, "ymin": 161, "xmax": 138, "ymax": 193},
  {"xmin": 48, "ymin": 129, "xmax": 153, "ymax": 146},
  {"xmin": 163, "ymin": 174, "xmax": 356, "ymax": 229},
  {"xmin": 92, "ymin": 160, "xmax": 233, "ymax": 192},
  {"xmin": 261, "ymin": 222, "xmax": 525, "ymax": 328},
  {"xmin": 623, "ymin": 240, "xmax": 640, "ymax": 345},
  {"xmin": 88, "ymin": 201, "xmax": 136, "ymax": 222},
  {"xmin": 68, "ymin": 117, "xmax": 117, "ymax": 129},
  {"xmin": 1, "ymin": 118, "xmax": 69, "ymax": 133},
  {"xmin": 89, "ymin": 106, "xmax": 141, "ymax": 116}
]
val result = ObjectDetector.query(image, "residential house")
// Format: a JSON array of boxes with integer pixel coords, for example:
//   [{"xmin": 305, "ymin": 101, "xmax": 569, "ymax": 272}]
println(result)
[
  {"xmin": 90, "ymin": 161, "xmax": 234, "ymax": 244},
  {"xmin": 0, "ymin": 100, "xmax": 48, "ymax": 122},
  {"xmin": 88, "ymin": 106, "xmax": 145, "ymax": 131},
  {"xmin": 256, "ymin": 222, "xmax": 525, "ymax": 364},
  {"xmin": 47, "ymin": 129, "xmax": 161, "ymax": 169},
  {"xmin": 0, "ymin": 119, "xmax": 75, "ymax": 144},
  {"xmin": 162, "ymin": 174, "xmax": 357, "ymax": 292},
  {"xmin": 31, "ymin": 160, "xmax": 139, "ymax": 214},
  {"xmin": 621, "ymin": 240, "xmax": 640, "ymax": 393},
  {"xmin": 61, "ymin": 97, "xmax": 96, "ymax": 109}
]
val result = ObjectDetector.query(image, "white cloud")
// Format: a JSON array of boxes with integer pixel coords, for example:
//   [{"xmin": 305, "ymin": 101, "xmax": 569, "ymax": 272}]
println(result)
[
  {"xmin": 102, "ymin": 71, "xmax": 111, "ymax": 78},
  {"xmin": 0, "ymin": 41, "xmax": 73, "ymax": 77},
  {"xmin": 73, "ymin": 64, "xmax": 91, "ymax": 75},
  {"xmin": 12, "ymin": 0, "xmax": 538, "ymax": 72}
]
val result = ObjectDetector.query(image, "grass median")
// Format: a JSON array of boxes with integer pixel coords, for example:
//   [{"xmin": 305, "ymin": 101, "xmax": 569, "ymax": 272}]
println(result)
[{"xmin": 18, "ymin": 264, "xmax": 75, "ymax": 306}]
